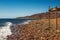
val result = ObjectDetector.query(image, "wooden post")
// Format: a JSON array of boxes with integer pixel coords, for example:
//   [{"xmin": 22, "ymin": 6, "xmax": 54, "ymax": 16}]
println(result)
[
  {"xmin": 55, "ymin": 6, "xmax": 58, "ymax": 34},
  {"xmin": 48, "ymin": 6, "xmax": 50, "ymax": 28}
]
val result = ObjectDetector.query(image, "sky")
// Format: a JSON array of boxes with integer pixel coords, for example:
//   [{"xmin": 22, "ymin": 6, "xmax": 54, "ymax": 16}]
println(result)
[{"xmin": 0, "ymin": 0, "xmax": 60, "ymax": 18}]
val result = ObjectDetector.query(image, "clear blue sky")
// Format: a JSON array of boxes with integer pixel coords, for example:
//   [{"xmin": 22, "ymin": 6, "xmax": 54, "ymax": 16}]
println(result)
[{"xmin": 0, "ymin": 0, "xmax": 60, "ymax": 18}]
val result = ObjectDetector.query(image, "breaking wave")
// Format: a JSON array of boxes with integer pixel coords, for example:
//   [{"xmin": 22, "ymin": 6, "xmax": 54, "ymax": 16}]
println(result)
[
  {"xmin": 0, "ymin": 22, "xmax": 13, "ymax": 40},
  {"xmin": 0, "ymin": 20, "xmax": 31, "ymax": 40}
]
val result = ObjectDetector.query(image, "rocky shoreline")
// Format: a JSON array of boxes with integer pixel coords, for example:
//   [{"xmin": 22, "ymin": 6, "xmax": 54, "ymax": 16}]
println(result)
[{"xmin": 7, "ymin": 18, "xmax": 60, "ymax": 40}]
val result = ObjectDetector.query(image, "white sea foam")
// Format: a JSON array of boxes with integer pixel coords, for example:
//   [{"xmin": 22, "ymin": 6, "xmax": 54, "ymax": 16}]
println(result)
[
  {"xmin": 0, "ymin": 20, "xmax": 31, "ymax": 40},
  {"xmin": 0, "ymin": 22, "xmax": 12, "ymax": 40},
  {"xmin": 20, "ymin": 20, "xmax": 31, "ymax": 25}
]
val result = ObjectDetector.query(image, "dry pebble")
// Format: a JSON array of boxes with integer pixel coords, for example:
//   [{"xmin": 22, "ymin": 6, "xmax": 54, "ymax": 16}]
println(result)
[{"xmin": 7, "ymin": 19, "xmax": 60, "ymax": 40}]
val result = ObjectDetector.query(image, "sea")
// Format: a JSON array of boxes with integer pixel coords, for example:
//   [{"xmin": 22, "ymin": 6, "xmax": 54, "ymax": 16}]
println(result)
[
  {"xmin": 0, "ymin": 18, "xmax": 32, "ymax": 26},
  {"xmin": 0, "ymin": 18, "xmax": 32, "ymax": 40}
]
